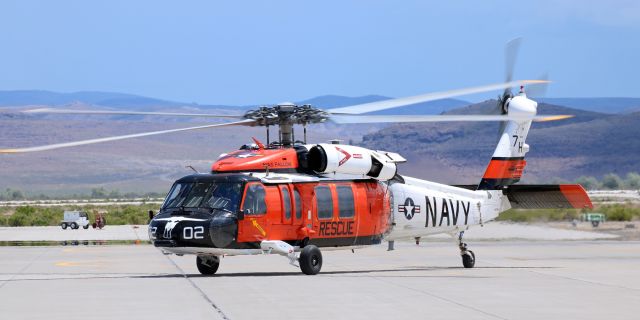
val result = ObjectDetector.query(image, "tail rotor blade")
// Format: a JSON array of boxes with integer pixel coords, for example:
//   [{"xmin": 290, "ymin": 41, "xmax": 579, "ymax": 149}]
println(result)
[
  {"xmin": 499, "ymin": 37, "xmax": 523, "ymax": 113},
  {"xmin": 526, "ymin": 73, "xmax": 550, "ymax": 98},
  {"xmin": 505, "ymin": 37, "xmax": 522, "ymax": 84},
  {"xmin": 497, "ymin": 37, "xmax": 523, "ymax": 141}
]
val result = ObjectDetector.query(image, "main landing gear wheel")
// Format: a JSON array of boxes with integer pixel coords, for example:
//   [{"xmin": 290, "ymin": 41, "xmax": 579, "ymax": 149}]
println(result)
[
  {"xmin": 462, "ymin": 250, "xmax": 475, "ymax": 268},
  {"xmin": 196, "ymin": 256, "xmax": 220, "ymax": 275},
  {"xmin": 458, "ymin": 231, "xmax": 475, "ymax": 268},
  {"xmin": 299, "ymin": 245, "xmax": 322, "ymax": 275}
]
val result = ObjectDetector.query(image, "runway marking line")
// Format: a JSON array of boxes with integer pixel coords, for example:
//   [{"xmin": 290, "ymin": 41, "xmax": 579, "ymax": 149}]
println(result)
[
  {"xmin": 55, "ymin": 260, "xmax": 105, "ymax": 267},
  {"xmin": 164, "ymin": 254, "xmax": 230, "ymax": 320}
]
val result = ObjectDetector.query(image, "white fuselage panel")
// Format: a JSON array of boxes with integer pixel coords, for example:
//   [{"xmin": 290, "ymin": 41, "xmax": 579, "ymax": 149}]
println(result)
[{"xmin": 386, "ymin": 177, "xmax": 507, "ymax": 240}]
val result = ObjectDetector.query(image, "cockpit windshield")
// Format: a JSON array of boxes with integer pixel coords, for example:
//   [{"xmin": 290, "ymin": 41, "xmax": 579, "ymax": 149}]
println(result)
[{"xmin": 162, "ymin": 181, "xmax": 243, "ymax": 212}]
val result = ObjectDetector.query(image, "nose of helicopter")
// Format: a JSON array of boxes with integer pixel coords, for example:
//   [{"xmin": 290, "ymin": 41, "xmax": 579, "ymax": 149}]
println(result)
[
  {"xmin": 149, "ymin": 211, "xmax": 238, "ymax": 248},
  {"xmin": 209, "ymin": 211, "xmax": 238, "ymax": 248}
]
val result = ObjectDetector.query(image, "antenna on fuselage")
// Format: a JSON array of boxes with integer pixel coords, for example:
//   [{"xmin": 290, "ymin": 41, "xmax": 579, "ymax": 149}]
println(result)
[{"xmin": 185, "ymin": 165, "xmax": 199, "ymax": 173}]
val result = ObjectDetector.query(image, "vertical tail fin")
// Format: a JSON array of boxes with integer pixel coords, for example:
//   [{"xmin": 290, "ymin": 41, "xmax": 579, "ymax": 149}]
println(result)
[{"xmin": 478, "ymin": 90, "xmax": 537, "ymax": 190}]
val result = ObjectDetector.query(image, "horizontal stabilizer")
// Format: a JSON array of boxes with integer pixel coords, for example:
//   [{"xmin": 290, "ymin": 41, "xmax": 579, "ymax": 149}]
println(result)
[{"xmin": 504, "ymin": 184, "xmax": 593, "ymax": 209}]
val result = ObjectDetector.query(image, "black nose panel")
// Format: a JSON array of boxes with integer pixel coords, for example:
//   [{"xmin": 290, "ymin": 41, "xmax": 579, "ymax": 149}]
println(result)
[{"xmin": 209, "ymin": 212, "xmax": 237, "ymax": 248}]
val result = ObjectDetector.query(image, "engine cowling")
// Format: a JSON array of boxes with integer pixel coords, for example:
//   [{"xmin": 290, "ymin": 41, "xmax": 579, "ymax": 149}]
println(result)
[{"xmin": 306, "ymin": 144, "xmax": 402, "ymax": 181}]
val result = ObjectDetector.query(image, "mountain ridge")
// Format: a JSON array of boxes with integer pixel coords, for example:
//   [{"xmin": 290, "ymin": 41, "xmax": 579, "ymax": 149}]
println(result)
[
  {"xmin": 2, "ymin": 89, "xmax": 639, "ymax": 114},
  {"xmin": 0, "ymin": 93, "xmax": 636, "ymax": 193}
]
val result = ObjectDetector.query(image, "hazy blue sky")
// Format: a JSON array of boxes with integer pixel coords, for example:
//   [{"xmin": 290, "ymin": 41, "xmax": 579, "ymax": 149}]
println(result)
[{"xmin": 0, "ymin": 1, "xmax": 638, "ymax": 105}]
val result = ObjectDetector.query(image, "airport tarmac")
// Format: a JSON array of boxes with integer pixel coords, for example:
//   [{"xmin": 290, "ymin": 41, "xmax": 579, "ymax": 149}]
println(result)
[{"xmin": 0, "ymin": 240, "xmax": 638, "ymax": 320}]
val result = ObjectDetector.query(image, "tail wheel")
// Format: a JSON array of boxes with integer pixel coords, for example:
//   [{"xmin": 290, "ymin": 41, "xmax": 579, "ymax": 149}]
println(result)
[
  {"xmin": 462, "ymin": 251, "xmax": 476, "ymax": 268},
  {"xmin": 299, "ymin": 245, "xmax": 322, "ymax": 275},
  {"xmin": 196, "ymin": 256, "xmax": 220, "ymax": 275},
  {"xmin": 61, "ymin": 223, "xmax": 68, "ymax": 230}
]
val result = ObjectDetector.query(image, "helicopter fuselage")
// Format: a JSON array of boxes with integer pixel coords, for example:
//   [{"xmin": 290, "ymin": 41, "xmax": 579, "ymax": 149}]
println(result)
[
  {"xmin": 149, "ymin": 172, "xmax": 393, "ymax": 256},
  {"xmin": 148, "ymin": 169, "xmax": 508, "ymax": 257}
]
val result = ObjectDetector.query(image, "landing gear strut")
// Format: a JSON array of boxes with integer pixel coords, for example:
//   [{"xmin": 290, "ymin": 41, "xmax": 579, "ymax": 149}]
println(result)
[
  {"xmin": 458, "ymin": 231, "xmax": 475, "ymax": 268},
  {"xmin": 196, "ymin": 256, "xmax": 220, "ymax": 275}
]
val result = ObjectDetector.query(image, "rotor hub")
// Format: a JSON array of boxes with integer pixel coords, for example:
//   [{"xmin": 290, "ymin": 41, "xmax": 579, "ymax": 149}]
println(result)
[
  {"xmin": 242, "ymin": 104, "xmax": 329, "ymax": 147},
  {"xmin": 243, "ymin": 104, "xmax": 329, "ymax": 127}
]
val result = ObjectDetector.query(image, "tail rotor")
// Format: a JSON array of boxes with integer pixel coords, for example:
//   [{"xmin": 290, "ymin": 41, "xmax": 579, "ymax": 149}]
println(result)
[{"xmin": 497, "ymin": 37, "xmax": 522, "ymax": 115}]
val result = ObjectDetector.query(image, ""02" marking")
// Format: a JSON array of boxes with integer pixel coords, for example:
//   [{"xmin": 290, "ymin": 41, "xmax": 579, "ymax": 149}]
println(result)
[{"xmin": 183, "ymin": 226, "xmax": 205, "ymax": 239}]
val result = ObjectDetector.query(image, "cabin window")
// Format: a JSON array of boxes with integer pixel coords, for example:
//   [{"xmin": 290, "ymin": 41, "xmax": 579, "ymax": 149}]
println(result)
[
  {"xmin": 281, "ymin": 186, "xmax": 291, "ymax": 220},
  {"xmin": 293, "ymin": 188, "xmax": 302, "ymax": 220},
  {"xmin": 315, "ymin": 185, "xmax": 334, "ymax": 219},
  {"xmin": 337, "ymin": 185, "xmax": 355, "ymax": 218},
  {"xmin": 242, "ymin": 184, "xmax": 267, "ymax": 215}
]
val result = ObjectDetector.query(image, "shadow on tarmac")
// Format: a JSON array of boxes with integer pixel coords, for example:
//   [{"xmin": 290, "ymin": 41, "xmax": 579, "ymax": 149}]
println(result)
[
  {"xmin": 186, "ymin": 265, "xmax": 558, "ymax": 278},
  {"xmin": 0, "ymin": 265, "xmax": 558, "ymax": 283}
]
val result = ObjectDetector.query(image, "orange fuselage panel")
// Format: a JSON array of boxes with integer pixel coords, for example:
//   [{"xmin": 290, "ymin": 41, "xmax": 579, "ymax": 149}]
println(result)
[{"xmin": 236, "ymin": 180, "xmax": 391, "ymax": 245}]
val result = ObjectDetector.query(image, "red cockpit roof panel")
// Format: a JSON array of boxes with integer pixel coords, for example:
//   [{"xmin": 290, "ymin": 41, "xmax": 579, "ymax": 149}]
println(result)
[{"xmin": 212, "ymin": 148, "xmax": 299, "ymax": 172}]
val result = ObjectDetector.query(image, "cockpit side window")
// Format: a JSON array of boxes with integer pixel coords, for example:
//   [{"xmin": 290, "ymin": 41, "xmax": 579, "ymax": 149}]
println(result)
[{"xmin": 242, "ymin": 183, "xmax": 267, "ymax": 215}]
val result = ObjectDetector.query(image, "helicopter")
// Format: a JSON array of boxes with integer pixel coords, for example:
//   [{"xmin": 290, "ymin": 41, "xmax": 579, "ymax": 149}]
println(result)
[{"xmin": 0, "ymin": 40, "xmax": 592, "ymax": 275}]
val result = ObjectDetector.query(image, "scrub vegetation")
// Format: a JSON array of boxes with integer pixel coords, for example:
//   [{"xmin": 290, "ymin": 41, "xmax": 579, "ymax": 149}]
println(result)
[
  {"xmin": 0, "ymin": 187, "xmax": 164, "ymax": 201},
  {"xmin": 570, "ymin": 172, "xmax": 640, "ymax": 190},
  {"xmin": 1, "ymin": 203, "xmax": 638, "ymax": 227},
  {"xmin": 0, "ymin": 204, "xmax": 158, "ymax": 227},
  {"xmin": 497, "ymin": 204, "xmax": 640, "ymax": 223}
]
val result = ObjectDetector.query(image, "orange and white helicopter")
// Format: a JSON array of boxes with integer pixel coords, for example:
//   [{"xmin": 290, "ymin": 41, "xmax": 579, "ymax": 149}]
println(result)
[{"xmin": 0, "ymin": 41, "xmax": 592, "ymax": 275}]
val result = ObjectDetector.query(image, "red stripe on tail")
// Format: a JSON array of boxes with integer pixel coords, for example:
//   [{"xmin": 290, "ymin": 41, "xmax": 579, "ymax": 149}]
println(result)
[{"xmin": 482, "ymin": 158, "xmax": 527, "ymax": 180}]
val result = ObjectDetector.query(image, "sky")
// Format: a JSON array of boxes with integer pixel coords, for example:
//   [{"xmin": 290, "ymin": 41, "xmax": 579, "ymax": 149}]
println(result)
[{"xmin": 0, "ymin": 1, "xmax": 638, "ymax": 105}]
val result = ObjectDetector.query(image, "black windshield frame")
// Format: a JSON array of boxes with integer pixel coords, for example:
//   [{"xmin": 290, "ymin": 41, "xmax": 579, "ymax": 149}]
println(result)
[{"xmin": 162, "ymin": 181, "xmax": 244, "ymax": 213}]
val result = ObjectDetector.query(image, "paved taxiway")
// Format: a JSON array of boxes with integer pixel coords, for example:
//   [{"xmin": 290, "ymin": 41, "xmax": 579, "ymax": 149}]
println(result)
[{"xmin": 1, "ymin": 240, "xmax": 638, "ymax": 320}]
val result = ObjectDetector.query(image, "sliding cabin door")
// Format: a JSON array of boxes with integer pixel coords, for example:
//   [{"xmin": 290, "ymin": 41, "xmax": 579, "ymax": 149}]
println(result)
[{"xmin": 313, "ymin": 183, "xmax": 358, "ymax": 246}]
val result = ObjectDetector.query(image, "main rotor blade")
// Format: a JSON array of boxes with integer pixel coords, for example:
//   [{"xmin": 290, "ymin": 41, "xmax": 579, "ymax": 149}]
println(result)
[
  {"xmin": 0, "ymin": 119, "xmax": 256, "ymax": 153},
  {"xmin": 326, "ymin": 80, "xmax": 550, "ymax": 115},
  {"xmin": 24, "ymin": 108, "xmax": 245, "ymax": 119},
  {"xmin": 329, "ymin": 114, "xmax": 572, "ymax": 124}
]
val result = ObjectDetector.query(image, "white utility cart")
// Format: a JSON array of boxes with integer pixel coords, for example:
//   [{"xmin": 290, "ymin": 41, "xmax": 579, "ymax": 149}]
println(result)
[{"xmin": 60, "ymin": 211, "xmax": 90, "ymax": 230}]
